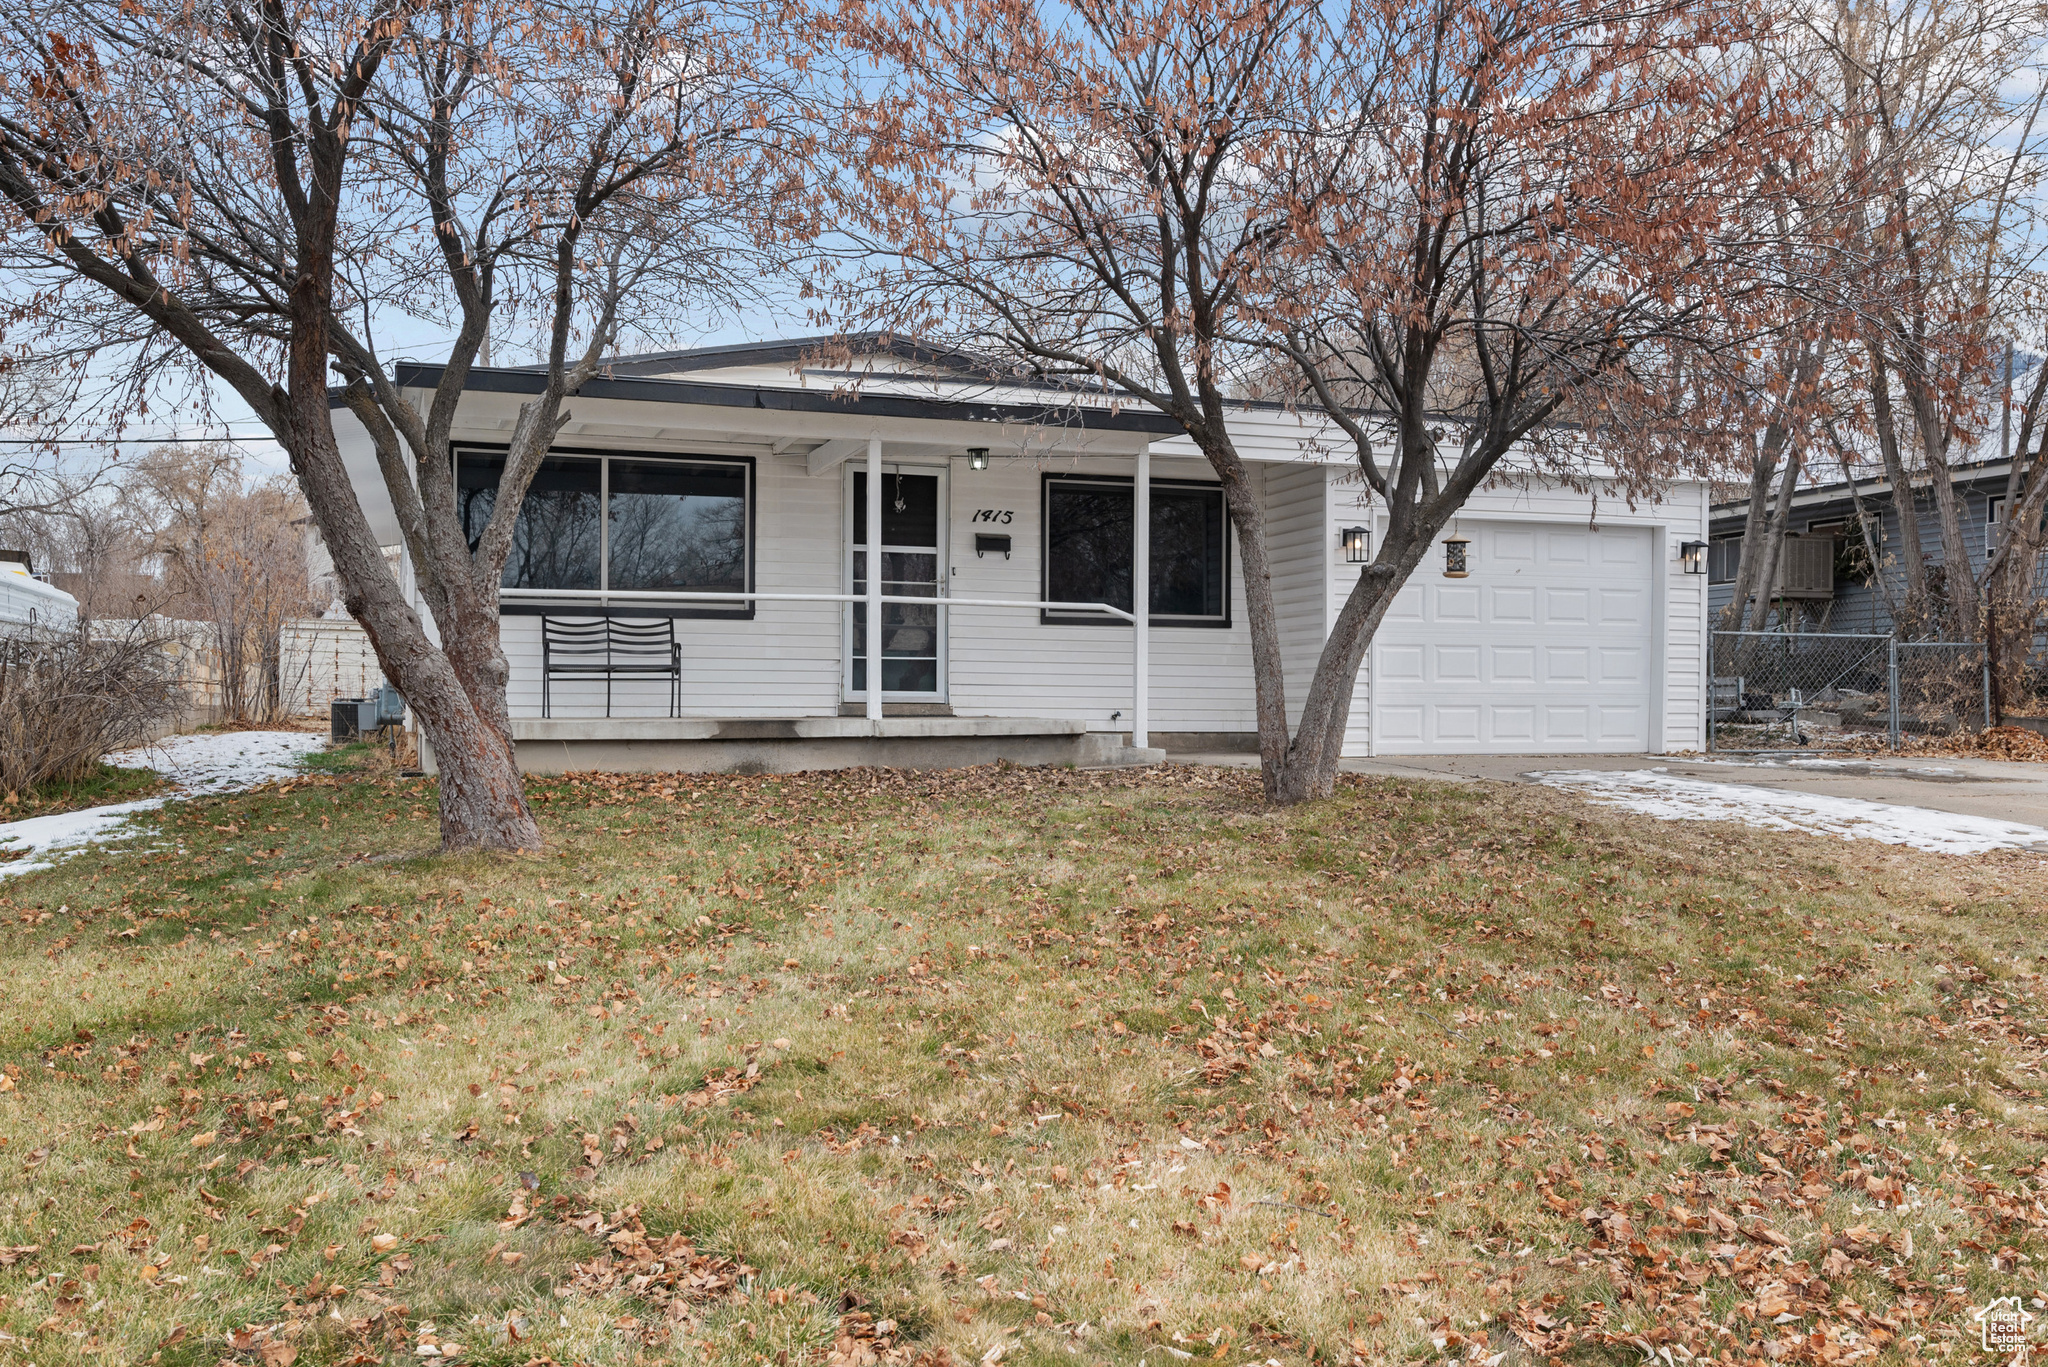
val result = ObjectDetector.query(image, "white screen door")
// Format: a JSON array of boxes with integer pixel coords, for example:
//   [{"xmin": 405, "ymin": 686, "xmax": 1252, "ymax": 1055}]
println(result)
[{"xmin": 847, "ymin": 464, "xmax": 947, "ymax": 700}]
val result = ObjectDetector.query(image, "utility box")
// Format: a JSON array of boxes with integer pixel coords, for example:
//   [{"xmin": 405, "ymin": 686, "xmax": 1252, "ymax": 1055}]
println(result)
[{"xmin": 330, "ymin": 688, "xmax": 404, "ymax": 741}]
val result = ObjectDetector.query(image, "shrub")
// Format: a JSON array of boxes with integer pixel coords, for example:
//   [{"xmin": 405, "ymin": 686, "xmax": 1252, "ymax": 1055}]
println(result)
[{"xmin": 0, "ymin": 622, "xmax": 182, "ymax": 794}]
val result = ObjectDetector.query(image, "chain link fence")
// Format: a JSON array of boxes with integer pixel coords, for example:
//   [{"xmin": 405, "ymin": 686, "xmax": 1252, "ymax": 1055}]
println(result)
[
  {"xmin": 1889, "ymin": 640, "xmax": 1991, "ymax": 744},
  {"xmin": 1709, "ymin": 631, "xmax": 1995, "ymax": 751},
  {"xmin": 1710, "ymin": 631, "xmax": 1891, "ymax": 751}
]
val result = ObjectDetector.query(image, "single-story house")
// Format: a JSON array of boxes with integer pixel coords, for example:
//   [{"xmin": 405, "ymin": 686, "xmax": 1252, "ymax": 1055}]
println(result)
[
  {"xmin": 332, "ymin": 337, "xmax": 1713, "ymax": 772},
  {"xmin": 1707, "ymin": 453, "xmax": 2045, "ymax": 635}
]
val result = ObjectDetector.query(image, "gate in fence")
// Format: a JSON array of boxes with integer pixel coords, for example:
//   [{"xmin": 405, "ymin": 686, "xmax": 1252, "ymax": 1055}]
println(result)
[
  {"xmin": 1708, "ymin": 631, "xmax": 1994, "ymax": 752},
  {"xmin": 1889, "ymin": 640, "xmax": 1991, "ymax": 746}
]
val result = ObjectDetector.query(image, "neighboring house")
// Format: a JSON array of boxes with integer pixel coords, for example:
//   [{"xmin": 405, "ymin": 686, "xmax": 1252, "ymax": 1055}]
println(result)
[
  {"xmin": 1707, "ymin": 454, "xmax": 2045, "ymax": 636},
  {"xmin": 0, "ymin": 550, "xmax": 79, "ymax": 630},
  {"xmin": 330, "ymin": 335, "xmax": 1713, "ymax": 771}
]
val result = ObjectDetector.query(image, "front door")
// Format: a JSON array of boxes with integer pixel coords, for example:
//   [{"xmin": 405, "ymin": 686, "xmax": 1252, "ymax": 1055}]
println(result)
[{"xmin": 847, "ymin": 465, "xmax": 947, "ymax": 700}]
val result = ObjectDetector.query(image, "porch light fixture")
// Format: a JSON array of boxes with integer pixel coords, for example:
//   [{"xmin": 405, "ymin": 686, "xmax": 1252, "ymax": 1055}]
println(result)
[
  {"xmin": 1680, "ymin": 539, "xmax": 1709, "ymax": 575},
  {"xmin": 1442, "ymin": 530, "xmax": 1472, "ymax": 578},
  {"xmin": 1340, "ymin": 526, "xmax": 1370, "ymax": 563},
  {"xmin": 967, "ymin": 447, "xmax": 990, "ymax": 471}
]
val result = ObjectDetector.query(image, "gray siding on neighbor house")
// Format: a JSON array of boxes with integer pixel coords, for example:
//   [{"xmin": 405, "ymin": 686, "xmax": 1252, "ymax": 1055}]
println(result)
[{"xmin": 1709, "ymin": 479, "xmax": 2048, "ymax": 635}]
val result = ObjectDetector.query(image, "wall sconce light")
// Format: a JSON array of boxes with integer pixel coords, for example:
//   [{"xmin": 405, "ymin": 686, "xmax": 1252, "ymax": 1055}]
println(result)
[
  {"xmin": 967, "ymin": 447, "xmax": 990, "ymax": 471},
  {"xmin": 1442, "ymin": 531, "xmax": 1471, "ymax": 578},
  {"xmin": 1340, "ymin": 526, "xmax": 1370, "ymax": 563},
  {"xmin": 1680, "ymin": 539, "xmax": 1709, "ymax": 575}
]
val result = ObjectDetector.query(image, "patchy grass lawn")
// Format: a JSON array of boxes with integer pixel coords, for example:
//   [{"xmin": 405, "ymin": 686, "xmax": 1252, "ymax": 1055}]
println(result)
[
  {"xmin": 2, "ymin": 755, "xmax": 2046, "ymax": 1367},
  {"xmin": 3, "ymin": 762, "xmax": 165, "ymax": 821}
]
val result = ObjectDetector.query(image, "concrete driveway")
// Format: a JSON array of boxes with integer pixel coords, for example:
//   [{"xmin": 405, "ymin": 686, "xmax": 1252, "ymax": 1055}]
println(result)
[{"xmin": 1176, "ymin": 749, "xmax": 2048, "ymax": 847}]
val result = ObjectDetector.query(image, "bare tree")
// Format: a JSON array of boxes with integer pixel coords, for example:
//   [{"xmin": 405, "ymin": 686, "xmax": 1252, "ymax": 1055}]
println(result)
[
  {"xmin": 0, "ymin": 0, "xmax": 815, "ymax": 848},
  {"xmin": 1822, "ymin": 0, "xmax": 2048, "ymax": 640},
  {"xmin": 129, "ymin": 445, "xmax": 316, "ymax": 722},
  {"xmin": 831, "ymin": 0, "xmax": 1799, "ymax": 801}
]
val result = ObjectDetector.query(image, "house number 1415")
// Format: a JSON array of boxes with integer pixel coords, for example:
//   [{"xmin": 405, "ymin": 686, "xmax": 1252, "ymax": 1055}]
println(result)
[{"xmin": 970, "ymin": 509, "xmax": 1014, "ymax": 524}]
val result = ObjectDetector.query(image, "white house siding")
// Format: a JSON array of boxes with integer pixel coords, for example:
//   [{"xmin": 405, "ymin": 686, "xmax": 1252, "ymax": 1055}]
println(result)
[
  {"xmin": 1262, "ymin": 462, "xmax": 1331, "ymax": 734},
  {"xmin": 945, "ymin": 452, "xmax": 1256, "ymax": 733}
]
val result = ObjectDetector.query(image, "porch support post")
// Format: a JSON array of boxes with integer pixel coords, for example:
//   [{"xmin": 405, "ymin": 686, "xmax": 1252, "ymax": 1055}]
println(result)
[
  {"xmin": 1133, "ymin": 442, "xmax": 1149, "ymax": 748},
  {"xmin": 866, "ymin": 436, "xmax": 885, "ymax": 724}
]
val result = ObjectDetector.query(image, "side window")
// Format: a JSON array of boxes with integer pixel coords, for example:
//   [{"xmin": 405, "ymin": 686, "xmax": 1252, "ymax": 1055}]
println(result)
[{"xmin": 1708, "ymin": 537, "xmax": 1741, "ymax": 584}]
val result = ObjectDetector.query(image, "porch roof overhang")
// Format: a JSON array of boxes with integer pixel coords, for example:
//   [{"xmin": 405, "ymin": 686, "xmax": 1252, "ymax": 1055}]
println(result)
[{"xmin": 388, "ymin": 361, "xmax": 1183, "ymax": 440}]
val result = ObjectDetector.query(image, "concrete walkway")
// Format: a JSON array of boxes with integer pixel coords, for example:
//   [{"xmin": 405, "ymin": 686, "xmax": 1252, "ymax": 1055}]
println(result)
[{"xmin": 1174, "ymin": 749, "xmax": 2048, "ymax": 829}]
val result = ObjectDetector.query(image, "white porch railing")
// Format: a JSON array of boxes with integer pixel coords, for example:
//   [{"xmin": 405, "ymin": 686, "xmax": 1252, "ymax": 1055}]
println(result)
[{"xmin": 496, "ymin": 586, "xmax": 1147, "ymax": 743}]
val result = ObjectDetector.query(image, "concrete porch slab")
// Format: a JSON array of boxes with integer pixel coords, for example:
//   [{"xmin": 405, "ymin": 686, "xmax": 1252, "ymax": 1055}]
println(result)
[{"xmin": 425, "ymin": 715, "xmax": 1149, "ymax": 776}]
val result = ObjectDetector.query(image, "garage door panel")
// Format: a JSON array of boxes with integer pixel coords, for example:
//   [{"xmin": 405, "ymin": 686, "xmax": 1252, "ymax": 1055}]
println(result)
[
  {"xmin": 1598, "ymin": 588, "xmax": 1644, "ymax": 625},
  {"xmin": 1492, "ymin": 646, "xmax": 1535, "ymax": 682},
  {"xmin": 1435, "ymin": 707, "xmax": 1481, "ymax": 741},
  {"xmin": 1600, "ymin": 706, "xmax": 1645, "ymax": 740},
  {"xmin": 1380, "ymin": 644, "xmax": 1424, "ymax": 681},
  {"xmin": 1543, "ymin": 706, "xmax": 1591, "ymax": 741},
  {"xmin": 1375, "ymin": 521, "xmax": 1653, "ymax": 754},
  {"xmin": 1547, "ymin": 532, "xmax": 1590, "ymax": 563},
  {"xmin": 1494, "ymin": 530, "xmax": 1536, "ymax": 561},
  {"xmin": 1380, "ymin": 706, "xmax": 1423, "ymax": 741},
  {"xmin": 1491, "ymin": 707, "xmax": 1535, "ymax": 741},
  {"xmin": 1599, "ymin": 647, "xmax": 1643, "ymax": 681},
  {"xmin": 1544, "ymin": 588, "xmax": 1590, "ymax": 624},
  {"xmin": 1545, "ymin": 647, "xmax": 1590, "ymax": 681},
  {"xmin": 1436, "ymin": 645, "xmax": 1481, "ymax": 680},
  {"xmin": 1491, "ymin": 586, "xmax": 1536, "ymax": 621},
  {"xmin": 1435, "ymin": 585, "xmax": 1481, "ymax": 620}
]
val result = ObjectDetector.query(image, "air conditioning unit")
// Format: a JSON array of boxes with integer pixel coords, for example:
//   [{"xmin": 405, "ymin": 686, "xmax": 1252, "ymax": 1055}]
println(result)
[{"xmin": 1776, "ymin": 534, "xmax": 1835, "ymax": 600}]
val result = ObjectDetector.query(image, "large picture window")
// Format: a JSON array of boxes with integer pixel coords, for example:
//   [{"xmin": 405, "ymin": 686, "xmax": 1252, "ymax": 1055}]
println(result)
[
  {"xmin": 456, "ymin": 448, "xmax": 752, "ymax": 616},
  {"xmin": 1042, "ymin": 474, "xmax": 1229, "ymax": 626}
]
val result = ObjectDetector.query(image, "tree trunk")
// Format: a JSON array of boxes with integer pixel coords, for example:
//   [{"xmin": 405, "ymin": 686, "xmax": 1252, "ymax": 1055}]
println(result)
[
  {"xmin": 1904, "ymin": 378, "xmax": 1981, "ymax": 639},
  {"xmin": 1744, "ymin": 444, "xmax": 1802, "ymax": 632},
  {"xmin": 282, "ymin": 137, "xmax": 540, "ymax": 853},
  {"xmin": 1866, "ymin": 350, "xmax": 1929, "ymax": 630},
  {"xmin": 1275, "ymin": 525, "xmax": 1434, "ymax": 803},
  {"xmin": 1717, "ymin": 431, "xmax": 1779, "ymax": 629},
  {"xmin": 1212, "ymin": 459, "xmax": 1292, "ymax": 802}
]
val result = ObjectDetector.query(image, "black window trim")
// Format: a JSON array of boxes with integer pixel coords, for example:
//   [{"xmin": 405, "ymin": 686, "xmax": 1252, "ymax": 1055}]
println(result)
[
  {"xmin": 453, "ymin": 442, "xmax": 757, "ymax": 620},
  {"xmin": 1039, "ymin": 472, "xmax": 1233, "ymax": 628}
]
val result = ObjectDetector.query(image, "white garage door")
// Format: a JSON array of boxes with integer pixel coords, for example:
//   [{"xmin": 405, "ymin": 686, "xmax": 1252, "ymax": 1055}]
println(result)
[{"xmin": 1373, "ymin": 522, "xmax": 1653, "ymax": 754}]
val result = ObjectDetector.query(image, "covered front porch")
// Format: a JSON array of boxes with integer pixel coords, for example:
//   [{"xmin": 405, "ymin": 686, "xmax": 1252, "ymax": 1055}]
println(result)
[{"xmin": 354, "ymin": 345, "xmax": 1274, "ymax": 774}]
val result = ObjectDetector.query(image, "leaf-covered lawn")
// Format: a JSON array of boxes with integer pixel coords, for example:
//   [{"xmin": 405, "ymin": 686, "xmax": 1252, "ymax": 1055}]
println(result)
[{"xmin": 2, "ymin": 755, "xmax": 2045, "ymax": 1366}]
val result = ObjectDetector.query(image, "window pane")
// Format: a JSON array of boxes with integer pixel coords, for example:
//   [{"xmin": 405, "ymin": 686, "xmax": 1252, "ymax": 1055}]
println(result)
[
  {"xmin": 853, "ymin": 472, "xmax": 940, "ymax": 548},
  {"xmin": 608, "ymin": 459, "xmax": 748, "ymax": 592},
  {"xmin": 1044, "ymin": 480, "xmax": 1229, "ymax": 620},
  {"xmin": 458, "ymin": 453, "xmax": 600, "ymax": 590},
  {"xmin": 1150, "ymin": 487, "xmax": 1225, "ymax": 616},
  {"xmin": 1047, "ymin": 484, "xmax": 1134, "ymax": 612}
]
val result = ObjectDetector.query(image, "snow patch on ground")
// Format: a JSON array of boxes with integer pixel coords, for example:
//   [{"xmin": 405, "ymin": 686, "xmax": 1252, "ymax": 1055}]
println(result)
[
  {"xmin": 1531, "ymin": 768, "xmax": 2048, "ymax": 856},
  {"xmin": 0, "ymin": 730, "xmax": 327, "ymax": 878},
  {"xmin": 105, "ymin": 730, "xmax": 328, "ymax": 794}
]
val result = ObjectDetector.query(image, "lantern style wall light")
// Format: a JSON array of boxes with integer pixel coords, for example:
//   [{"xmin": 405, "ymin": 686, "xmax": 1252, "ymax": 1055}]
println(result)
[
  {"xmin": 1340, "ymin": 526, "xmax": 1370, "ymax": 563},
  {"xmin": 1680, "ymin": 539, "xmax": 1709, "ymax": 575},
  {"xmin": 1441, "ymin": 531, "xmax": 1472, "ymax": 578},
  {"xmin": 967, "ymin": 447, "xmax": 990, "ymax": 471}
]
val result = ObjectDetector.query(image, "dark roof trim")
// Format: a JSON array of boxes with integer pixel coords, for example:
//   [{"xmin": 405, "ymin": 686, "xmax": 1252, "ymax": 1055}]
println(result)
[
  {"xmin": 1709, "ymin": 456, "xmax": 2015, "ymax": 517},
  {"xmin": 535, "ymin": 331, "xmax": 1000, "ymax": 380},
  {"xmin": 366, "ymin": 362, "xmax": 1185, "ymax": 435}
]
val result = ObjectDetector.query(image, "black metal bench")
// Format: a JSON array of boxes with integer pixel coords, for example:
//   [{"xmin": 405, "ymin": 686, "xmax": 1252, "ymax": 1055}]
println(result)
[{"xmin": 541, "ymin": 616, "xmax": 681, "ymax": 718}]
